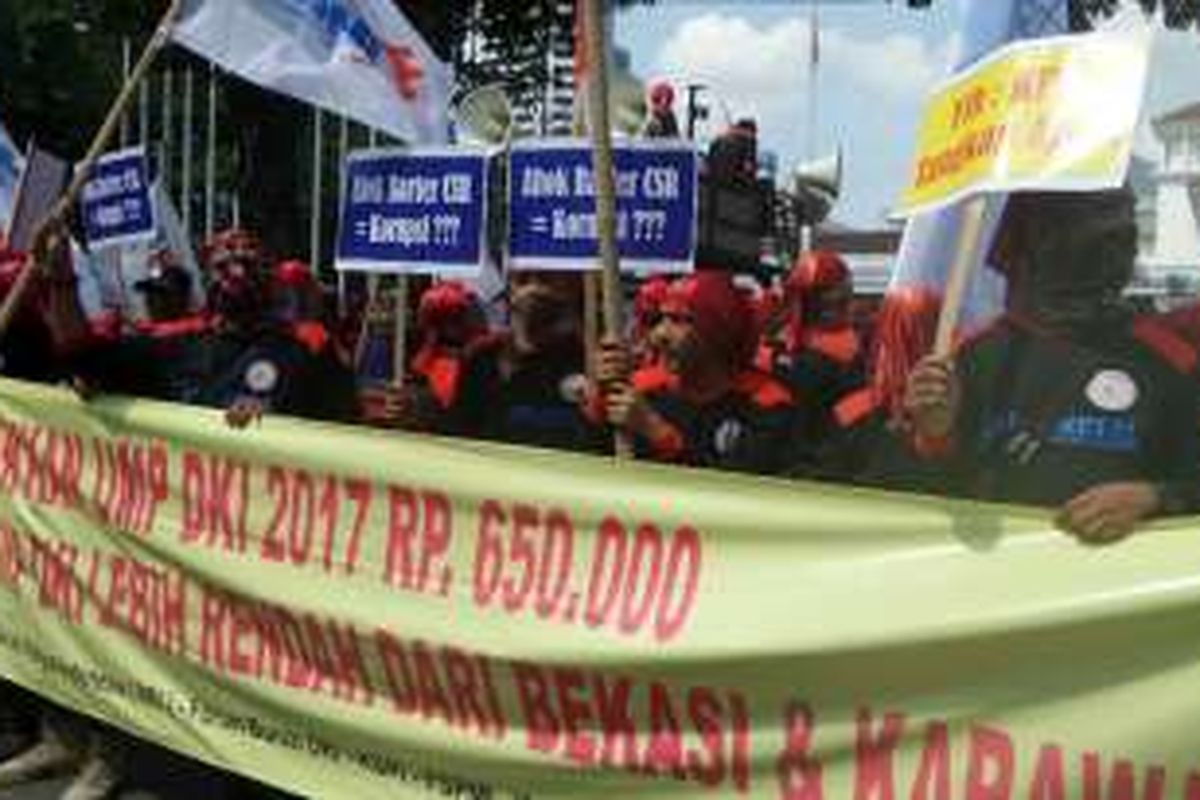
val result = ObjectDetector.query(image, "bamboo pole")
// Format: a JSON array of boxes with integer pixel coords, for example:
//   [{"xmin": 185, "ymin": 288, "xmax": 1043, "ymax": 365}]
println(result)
[
  {"xmin": 0, "ymin": 0, "xmax": 186, "ymax": 337},
  {"xmin": 182, "ymin": 64, "xmax": 194, "ymax": 235},
  {"xmin": 582, "ymin": 0, "xmax": 633, "ymax": 458},
  {"xmin": 205, "ymin": 63, "xmax": 217, "ymax": 239},
  {"xmin": 309, "ymin": 108, "xmax": 324, "ymax": 271},
  {"xmin": 932, "ymin": 194, "xmax": 987, "ymax": 358},
  {"xmin": 392, "ymin": 277, "xmax": 409, "ymax": 388},
  {"xmin": 121, "ymin": 38, "xmax": 132, "ymax": 146},
  {"xmin": 162, "ymin": 67, "xmax": 174, "ymax": 198},
  {"xmin": 336, "ymin": 116, "xmax": 350, "ymax": 316}
]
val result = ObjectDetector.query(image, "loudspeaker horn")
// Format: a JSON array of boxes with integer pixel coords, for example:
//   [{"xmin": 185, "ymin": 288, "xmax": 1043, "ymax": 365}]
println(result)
[
  {"xmin": 792, "ymin": 146, "xmax": 842, "ymax": 223},
  {"xmin": 452, "ymin": 83, "xmax": 514, "ymax": 145}
]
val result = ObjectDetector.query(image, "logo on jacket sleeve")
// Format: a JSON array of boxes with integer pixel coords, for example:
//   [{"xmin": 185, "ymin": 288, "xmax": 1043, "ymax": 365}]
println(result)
[
  {"xmin": 713, "ymin": 418, "xmax": 745, "ymax": 457},
  {"xmin": 244, "ymin": 359, "xmax": 281, "ymax": 394}
]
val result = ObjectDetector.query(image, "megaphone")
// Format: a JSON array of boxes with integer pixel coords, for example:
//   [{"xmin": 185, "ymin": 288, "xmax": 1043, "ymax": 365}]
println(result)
[
  {"xmin": 452, "ymin": 83, "xmax": 513, "ymax": 145},
  {"xmin": 792, "ymin": 146, "xmax": 842, "ymax": 224}
]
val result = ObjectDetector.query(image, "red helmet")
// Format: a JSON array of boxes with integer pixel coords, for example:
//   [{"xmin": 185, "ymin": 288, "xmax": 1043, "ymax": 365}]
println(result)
[
  {"xmin": 871, "ymin": 286, "xmax": 943, "ymax": 420},
  {"xmin": 785, "ymin": 250, "xmax": 850, "ymax": 298},
  {"xmin": 274, "ymin": 259, "xmax": 314, "ymax": 287},
  {"xmin": 662, "ymin": 271, "xmax": 755, "ymax": 369},
  {"xmin": 649, "ymin": 81, "xmax": 675, "ymax": 111},
  {"xmin": 417, "ymin": 281, "xmax": 484, "ymax": 346},
  {"xmin": 633, "ymin": 276, "xmax": 671, "ymax": 335}
]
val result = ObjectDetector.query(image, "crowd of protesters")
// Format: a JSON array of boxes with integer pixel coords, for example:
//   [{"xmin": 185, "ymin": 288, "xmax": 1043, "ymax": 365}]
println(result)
[
  {"xmin": 0, "ymin": 185, "xmax": 1197, "ymax": 534},
  {"xmin": 0, "ymin": 183, "xmax": 1199, "ymax": 797}
]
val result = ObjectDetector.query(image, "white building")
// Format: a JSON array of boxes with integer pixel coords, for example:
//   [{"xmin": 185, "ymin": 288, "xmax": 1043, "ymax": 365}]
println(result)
[{"xmin": 1148, "ymin": 102, "xmax": 1200, "ymax": 274}]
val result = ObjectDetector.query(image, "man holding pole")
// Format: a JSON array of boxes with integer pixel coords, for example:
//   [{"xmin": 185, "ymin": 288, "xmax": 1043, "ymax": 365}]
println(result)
[
  {"xmin": 595, "ymin": 270, "xmax": 798, "ymax": 474},
  {"xmin": 905, "ymin": 188, "xmax": 1200, "ymax": 543}
]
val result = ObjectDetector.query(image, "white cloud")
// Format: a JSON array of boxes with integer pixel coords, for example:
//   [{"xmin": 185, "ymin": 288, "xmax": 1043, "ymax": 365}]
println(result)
[
  {"xmin": 654, "ymin": 13, "xmax": 953, "ymax": 115},
  {"xmin": 822, "ymin": 28, "xmax": 952, "ymax": 98},
  {"xmin": 653, "ymin": 15, "xmax": 808, "ymax": 119},
  {"xmin": 650, "ymin": 12, "xmax": 957, "ymax": 224}
]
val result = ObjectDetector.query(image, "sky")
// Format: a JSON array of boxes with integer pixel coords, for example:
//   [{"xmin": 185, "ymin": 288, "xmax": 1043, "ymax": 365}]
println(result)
[{"xmin": 613, "ymin": 1, "xmax": 1200, "ymax": 228}]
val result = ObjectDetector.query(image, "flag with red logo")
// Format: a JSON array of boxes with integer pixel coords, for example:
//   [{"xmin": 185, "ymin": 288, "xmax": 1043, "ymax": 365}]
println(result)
[{"xmin": 171, "ymin": 0, "xmax": 450, "ymax": 144}]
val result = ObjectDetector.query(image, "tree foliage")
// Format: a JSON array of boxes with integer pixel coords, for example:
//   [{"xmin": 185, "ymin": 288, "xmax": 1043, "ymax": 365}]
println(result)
[{"xmin": 0, "ymin": 0, "xmax": 1195, "ymax": 258}]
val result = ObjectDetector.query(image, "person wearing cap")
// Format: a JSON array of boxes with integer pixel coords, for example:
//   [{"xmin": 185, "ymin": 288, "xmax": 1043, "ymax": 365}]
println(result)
[
  {"xmin": 596, "ymin": 270, "xmax": 797, "ymax": 474},
  {"xmin": 41, "ymin": 227, "xmax": 354, "ymax": 429},
  {"xmin": 905, "ymin": 187, "xmax": 1200, "ymax": 543},
  {"xmin": 133, "ymin": 251, "xmax": 195, "ymax": 325},
  {"xmin": 448, "ymin": 271, "xmax": 601, "ymax": 451},
  {"xmin": 62, "ymin": 232, "xmax": 259, "ymax": 406},
  {"xmin": 762, "ymin": 250, "xmax": 868, "ymax": 457},
  {"xmin": 86, "ymin": 250, "xmax": 218, "ymax": 405}
]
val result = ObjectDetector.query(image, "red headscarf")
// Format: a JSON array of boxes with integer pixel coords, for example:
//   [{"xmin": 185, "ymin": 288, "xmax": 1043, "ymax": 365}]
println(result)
[
  {"xmin": 412, "ymin": 281, "xmax": 486, "ymax": 409},
  {"xmin": 785, "ymin": 250, "xmax": 850, "ymax": 299},
  {"xmin": 662, "ymin": 270, "xmax": 755, "ymax": 371},
  {"xmin": 870, "ymin": 286, "xmax": 943, "ymax": 421},
  {"xmin": 633, "ymin": 276, "xmax": 671, "ymax": 340}
]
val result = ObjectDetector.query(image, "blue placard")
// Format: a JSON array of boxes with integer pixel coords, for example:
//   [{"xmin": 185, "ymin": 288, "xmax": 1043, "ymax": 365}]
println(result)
[
  {"xmin": 80, "ymin": 146, "xmax": 155, "ymax": 250},
  {"xmin": 336, "ymin": 148, "xmax": 488, "ymax": 275},
  {"xmin": 508, "ymin": 139, "xmax": 697, "ymax": 273}
]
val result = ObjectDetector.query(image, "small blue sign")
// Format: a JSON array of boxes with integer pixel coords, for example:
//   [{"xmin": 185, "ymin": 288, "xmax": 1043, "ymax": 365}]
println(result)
[
  {"xmin": 336, "ymin": 148, "xmax": 488, "ymax": 275},
  {"xmin": 80, "ymin": 146, "xmax": 155, "ymax": 250},
  {"xmin": 508, "ymin": 139, "xmax": 697, "ymax": 274}
]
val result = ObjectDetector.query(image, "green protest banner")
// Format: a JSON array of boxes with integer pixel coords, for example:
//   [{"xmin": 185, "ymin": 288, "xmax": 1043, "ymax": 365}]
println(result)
[{"xmin": 1, "ymin": 377, "xmax": 1198, "ymax": 798}]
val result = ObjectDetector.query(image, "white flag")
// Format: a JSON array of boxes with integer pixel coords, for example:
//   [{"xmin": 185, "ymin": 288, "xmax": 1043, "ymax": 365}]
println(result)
[{"xmin": 172, "ymin": 0, "xmax": 450, "ymax": 144}]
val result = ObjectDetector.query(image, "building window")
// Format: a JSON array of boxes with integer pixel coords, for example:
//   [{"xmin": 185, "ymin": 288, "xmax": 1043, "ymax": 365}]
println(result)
[{"xmin": 1165, "ymin": 137, "xmax": 1180, "ymax": 170}]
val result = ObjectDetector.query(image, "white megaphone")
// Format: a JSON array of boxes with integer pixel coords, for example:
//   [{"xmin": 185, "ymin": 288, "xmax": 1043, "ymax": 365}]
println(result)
[
  {"xmin": 452, "ymin": 83, "xmax": 514, "ymax": 145},
  {"xmin": 792, "ymin": 146, "xmax": 843, "ymax": 224}
]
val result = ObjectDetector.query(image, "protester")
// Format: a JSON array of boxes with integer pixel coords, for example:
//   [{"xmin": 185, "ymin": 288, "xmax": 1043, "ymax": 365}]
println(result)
[
  {"xmin": 707, "ymin": 118, "xmax": 758, "ymax": 183},
  {"xmin": 596, "ymin": 270, "xmax": 798, "ymax": 473},
  {"xmin": 219, "ymin": 259, "xmax": 358, "ymax": 428},
  {"xmin": 446, "ymin": 270, "xmax": 599, "ymax": 451},
  {"xmin": 0, "ymin": 246, "xmax": 63, "ymax": 382},
  {"xmin": 905, "ymin": 188, "xmax": 1200, "ymax": 543},
  {"xmin": 133, "ymin": 248, "xmax": 196, "ymax": 326},
  {"xmin": 360, "ymin": 280, "xmax": 489, "ymax": 432},
  {"xmin": 641, "ymin": 81, "xmax": 680, "ymax": 139},
  {"xmin": 761, "ymin": 250, "xmax": 868, "ymax": 450},
  {"xmin": 805, "ymin": 285, "xmax": 948, "ymax": 491},
  {"xmin": 631, "ymin": 275, "xmax": 670, "ymax": 367},
  {"xmin": 0, "ymin": 245, "xmax": 67, "ymax": 785}
]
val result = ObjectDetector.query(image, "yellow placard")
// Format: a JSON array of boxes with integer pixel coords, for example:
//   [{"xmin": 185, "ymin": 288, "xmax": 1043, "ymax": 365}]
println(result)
[{"xmin": 897, "ymin": 28, "xmax": 1150, "ymax": 217}]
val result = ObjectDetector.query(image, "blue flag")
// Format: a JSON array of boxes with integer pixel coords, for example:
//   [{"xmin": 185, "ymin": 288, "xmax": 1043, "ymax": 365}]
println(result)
[{"xmin": 0, "ymin": 117, "xmax": 22, "ymax": 239}]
